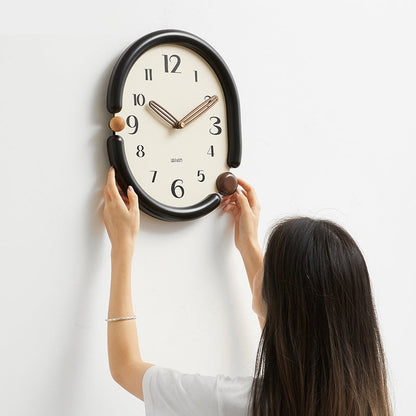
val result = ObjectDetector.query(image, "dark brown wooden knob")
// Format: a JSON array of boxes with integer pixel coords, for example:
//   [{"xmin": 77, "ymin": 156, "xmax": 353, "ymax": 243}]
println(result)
[
  {"xmin": 109, "ymin": 116, "xmax": 125, "ymax": 132},
  {"xmin": 216, "ymin": 172, "xmax": 238, "ymax": 196}
]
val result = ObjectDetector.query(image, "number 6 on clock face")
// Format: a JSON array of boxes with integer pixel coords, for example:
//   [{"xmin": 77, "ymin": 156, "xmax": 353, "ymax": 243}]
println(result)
[{"xmin": 106, "ymin": 30, "xmax": 242, "ymax": 221}]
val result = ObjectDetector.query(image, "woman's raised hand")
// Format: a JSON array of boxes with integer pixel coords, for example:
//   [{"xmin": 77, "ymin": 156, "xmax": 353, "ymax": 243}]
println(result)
[
  {"xmin": 220, "ymin": 178, "xmax": 261, "ymax": 255},
  {"xmin": 103, "ymin": 167, "xmax": 139, "ymax": 253}
]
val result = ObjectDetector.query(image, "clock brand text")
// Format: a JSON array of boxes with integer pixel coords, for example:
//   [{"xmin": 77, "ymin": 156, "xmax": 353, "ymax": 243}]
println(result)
[{"xmin": 171, "ymin": 158, "xmax": 183, "ymax": 163}]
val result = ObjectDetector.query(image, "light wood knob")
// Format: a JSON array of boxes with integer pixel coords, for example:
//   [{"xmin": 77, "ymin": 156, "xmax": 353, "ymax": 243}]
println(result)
[{"xmin": 109, "ymin": 116, "xmax": 125, "ymax": 132}]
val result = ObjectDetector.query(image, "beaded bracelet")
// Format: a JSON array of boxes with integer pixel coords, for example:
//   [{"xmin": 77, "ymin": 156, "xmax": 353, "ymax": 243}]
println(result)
[{"xmin": 106, "ymin": 315, "xmax": 136, "ymax": 322}]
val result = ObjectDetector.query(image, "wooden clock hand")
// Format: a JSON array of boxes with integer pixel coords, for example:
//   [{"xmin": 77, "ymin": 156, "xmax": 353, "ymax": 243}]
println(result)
[
  {"xmin": 149, "ymin": 100, "xmax": 181, "ymax": 128},
  {"xmin": 178, "ymin": 95, "xmax": 218, "ymax": 128}
]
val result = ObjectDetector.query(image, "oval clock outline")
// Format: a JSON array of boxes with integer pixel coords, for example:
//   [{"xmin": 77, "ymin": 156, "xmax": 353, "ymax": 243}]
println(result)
[{"xmin": 106, "ymin": 29, "xmax": 241, "ymax": 221}]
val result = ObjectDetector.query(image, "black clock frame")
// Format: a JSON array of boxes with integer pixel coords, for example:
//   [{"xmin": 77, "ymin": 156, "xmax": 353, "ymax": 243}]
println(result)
[{"xmin": 106, "ymin": 29, "xmax": 242, "ymax": 221}]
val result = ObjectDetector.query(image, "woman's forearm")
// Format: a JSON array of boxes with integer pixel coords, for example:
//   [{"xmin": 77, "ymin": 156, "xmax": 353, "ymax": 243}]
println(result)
[
  {"xmin": 107, "ymin": 247, "xmax": 143, "ymax": 377},
  {"xmin": 239, "ymin": 240, "xmax": 263, "ymax": 294}
]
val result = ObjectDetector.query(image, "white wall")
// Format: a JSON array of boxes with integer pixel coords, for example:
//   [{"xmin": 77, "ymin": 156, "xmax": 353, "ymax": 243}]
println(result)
[{"xmin": 1, "ymin": 1, "xmax": 414, "ymax": 414}]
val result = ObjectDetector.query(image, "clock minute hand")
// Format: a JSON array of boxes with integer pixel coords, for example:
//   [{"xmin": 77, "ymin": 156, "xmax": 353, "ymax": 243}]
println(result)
[
  {"xmin": 178, "ymin": 95, "xmax": 219, "ymax": 128},
  {"xmin": 149, "ymin": 100, "xmax": 181, "ymax": 128}
]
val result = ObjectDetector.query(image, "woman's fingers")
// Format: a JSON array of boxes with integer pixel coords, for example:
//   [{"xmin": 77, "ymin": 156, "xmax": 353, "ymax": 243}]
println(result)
[
  {"xmin": 116, "ymin": 183, "xmax": 129, "ymax": 205},
  {"xmin": 221, "ymin": 178, "xmax": 260, "ymax": 218},
  {"xmin": 237, "ymin": 177, "xmax": 252, "ymax": 191},
  {"xmin": 103, "ymin": 169, "xmax": 140, "ymax": 247},
  {"xmin": 106, "ymin": 167, "xmax": 133, "ymax": 209},
  {"xmin": 221, "ymin": 194, "xmax": 234, "ymax": 206},
  {"xmin": 221, "ymin": 193, "xmax": 238, "ymax": 216},
  {"xmin": 222, "ymin": 203, "xmax": 233, "ymax": 212},
  {"xmin": 106, "ymin": 167, "xmax": 122, "ymax": 201},
  {"xmin": 223, "ymin": 200, "xmax": 239, "ymax": 220},
  {"xmin": 236, "ymin": 190, "xmax": 251, "ymax": 214},
  {"xmin": 237, "ymin": 178, "xmax": 260, "ymax": 212},
  {"xmin": 127, "ymin": 186, "xmax": 139, "ymax": 212}
]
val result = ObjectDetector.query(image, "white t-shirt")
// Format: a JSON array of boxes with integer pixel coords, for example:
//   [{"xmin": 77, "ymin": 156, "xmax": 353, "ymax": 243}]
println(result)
[{"xmin": 143, "ymin": 365, "xmax": 253, "ymax": 416}]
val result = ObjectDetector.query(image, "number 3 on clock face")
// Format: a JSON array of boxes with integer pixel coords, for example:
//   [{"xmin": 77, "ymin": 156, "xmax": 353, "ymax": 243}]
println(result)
[{"xmin": 106, "ymin": 30, "xmax": 242, "ymax": 221}]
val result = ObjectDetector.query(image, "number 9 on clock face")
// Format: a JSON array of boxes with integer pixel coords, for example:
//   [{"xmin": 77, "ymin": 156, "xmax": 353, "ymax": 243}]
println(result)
[{"xmin": 106, "ymin": 30, "xmax": 241, "ymax": 221}]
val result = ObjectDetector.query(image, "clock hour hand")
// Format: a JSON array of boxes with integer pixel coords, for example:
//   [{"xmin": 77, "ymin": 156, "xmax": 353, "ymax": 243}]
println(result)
[
  {"xmin": 149, "ymin": 100, "xmax": 180, "ymax": 128},
  {"xmin": 178, "ymin": 95, "xmax": 219, "ymax": 128}
]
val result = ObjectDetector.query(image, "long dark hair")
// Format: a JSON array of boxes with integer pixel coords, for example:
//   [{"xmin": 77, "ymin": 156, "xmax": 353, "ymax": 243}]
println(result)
[{"xmin": 249, "ymin": 217, "xmax": 391, "ymax": 416}]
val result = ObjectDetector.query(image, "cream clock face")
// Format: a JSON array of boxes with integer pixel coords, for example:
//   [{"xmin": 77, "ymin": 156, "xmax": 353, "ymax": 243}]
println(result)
[{"xmin": 116, "ymin": 44, "xmax": 229, "ymax": 208}]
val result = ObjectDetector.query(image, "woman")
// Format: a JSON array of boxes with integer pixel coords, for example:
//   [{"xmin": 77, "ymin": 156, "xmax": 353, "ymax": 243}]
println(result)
[{"xmin": 103, "ymin": 167, "xmax": 392, "ymax": 415}]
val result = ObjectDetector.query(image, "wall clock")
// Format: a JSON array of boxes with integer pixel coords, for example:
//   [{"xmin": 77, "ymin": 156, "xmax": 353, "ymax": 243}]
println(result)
[{"xmin": 106, "ymin": 29, "xmax": 241, "ymax": 221}]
